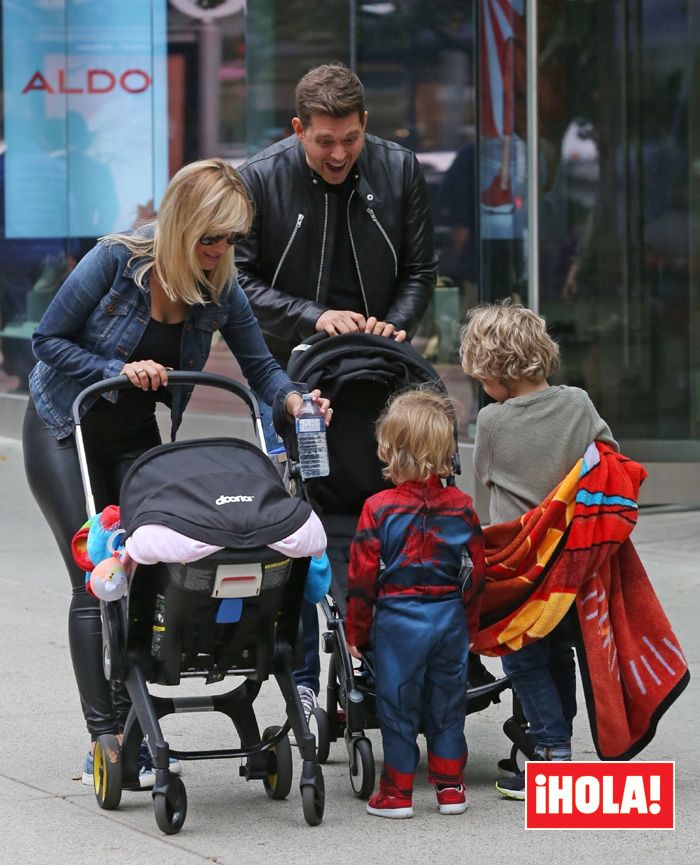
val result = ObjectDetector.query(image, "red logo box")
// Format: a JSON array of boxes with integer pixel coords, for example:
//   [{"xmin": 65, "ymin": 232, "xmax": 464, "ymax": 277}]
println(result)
[{"xmin": 525, "ymin": 761, "xmax": 674, "ymax": 830}]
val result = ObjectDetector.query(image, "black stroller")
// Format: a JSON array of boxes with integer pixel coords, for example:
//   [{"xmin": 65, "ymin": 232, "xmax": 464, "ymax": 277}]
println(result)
[
  {"xmin": 72, "ymin": 372, "xmax": 324, "ymax": 833},
  {"xmin": 285, "ymin": 333, "xmax": 512, "ymax": 798}
]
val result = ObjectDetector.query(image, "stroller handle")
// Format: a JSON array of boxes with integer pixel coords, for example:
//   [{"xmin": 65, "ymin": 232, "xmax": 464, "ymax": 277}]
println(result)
[
  {"xmin": 71, "ymin": 371, "xmax": 266, "ymax": 518},
  {"xmin": 71, "ymin": 371, "xmax": 262, "ymax": 429}
]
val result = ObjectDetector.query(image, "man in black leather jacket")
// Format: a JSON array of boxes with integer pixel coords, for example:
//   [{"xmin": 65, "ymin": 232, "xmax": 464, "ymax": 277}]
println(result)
[
  {"xmin": 236, "ymin": 63, "xmax": 437, "ymax": 721},
  {"xmin": 236, "ymin": 63, "xmax": 437, "ymax": 367}
]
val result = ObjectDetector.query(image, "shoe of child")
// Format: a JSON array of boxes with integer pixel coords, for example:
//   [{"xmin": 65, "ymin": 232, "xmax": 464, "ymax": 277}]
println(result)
[
  {"xmin": 496, "ymin": 771, "xmax": 525, "ymax": 800},
  {"xmin": 366, "ymin": 790, "xmax": 414, "ymax": 819},
  {"xmin": 297, "ymin": 684, "xmax": 318, "ymax": 722},
  {"xmin": 436, "ymin": 783, "xmax": 469, "ymax": 814}
]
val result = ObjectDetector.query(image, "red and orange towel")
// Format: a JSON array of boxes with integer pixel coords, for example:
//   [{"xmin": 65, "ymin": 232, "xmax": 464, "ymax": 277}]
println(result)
[{"xmin": 474, "ymin": 442, "xmax": 689, "ymax": 760}]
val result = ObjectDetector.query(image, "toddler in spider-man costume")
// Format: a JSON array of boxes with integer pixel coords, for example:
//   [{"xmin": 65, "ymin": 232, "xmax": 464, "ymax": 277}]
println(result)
[{"xmin": 346, "ymin": 388, "xmax": 484, "ymax": 819}]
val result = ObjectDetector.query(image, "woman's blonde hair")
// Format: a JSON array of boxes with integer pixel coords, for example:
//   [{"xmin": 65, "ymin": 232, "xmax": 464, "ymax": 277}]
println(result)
[
  {"xmin": 376, "ymin": 387, "xmax": 457, "ymax": 484},
  {"xmin": 459, "ymin": 301, "xmax": 559, "ymax": 384},
  {"xmin": 102, "ymin": 158, "xmax": 253, "ymax": 305}
]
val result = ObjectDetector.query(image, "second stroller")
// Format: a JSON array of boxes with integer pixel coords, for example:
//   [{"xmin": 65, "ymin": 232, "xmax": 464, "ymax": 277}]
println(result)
[{"xmin": 286, "ymin": 333, "xmax": 510, "ymax": 799}]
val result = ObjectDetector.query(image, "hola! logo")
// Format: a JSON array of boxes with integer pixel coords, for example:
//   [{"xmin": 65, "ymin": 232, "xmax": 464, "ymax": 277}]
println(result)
[
  {"xmin": 525, "ymin": 761, "xmax": 674, "ymax": 830},
  {"xmin": 215, "ymin": 495, "xmax": 254, "ymax": 505}
]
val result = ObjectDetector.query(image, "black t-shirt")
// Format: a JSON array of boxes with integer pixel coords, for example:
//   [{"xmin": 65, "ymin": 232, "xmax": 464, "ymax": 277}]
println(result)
[
  {"xmin": 325, "ymin": 175, "xmax": 364, "ymax": 313},
  {"xmin": 82, "ymin": 317, "xmax": 184, "ymax": 446}
]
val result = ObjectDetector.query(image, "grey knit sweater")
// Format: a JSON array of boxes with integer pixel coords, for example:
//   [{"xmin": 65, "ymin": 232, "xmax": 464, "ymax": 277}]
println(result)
[{"xmin": 474, "ymin": 385, "xmax": 618, "ymax": 524}]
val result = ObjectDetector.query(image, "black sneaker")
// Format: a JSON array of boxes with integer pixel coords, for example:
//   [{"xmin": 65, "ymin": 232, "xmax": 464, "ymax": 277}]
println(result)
[{"xmin": 496, "ymin": 771, "xmax": 525, "ymax": 800}]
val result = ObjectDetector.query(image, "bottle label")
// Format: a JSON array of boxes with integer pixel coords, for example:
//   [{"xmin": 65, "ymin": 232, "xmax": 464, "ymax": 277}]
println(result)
[{"xmin": 296, "ymin": 417, "xmax": 324, "ymax": 433}]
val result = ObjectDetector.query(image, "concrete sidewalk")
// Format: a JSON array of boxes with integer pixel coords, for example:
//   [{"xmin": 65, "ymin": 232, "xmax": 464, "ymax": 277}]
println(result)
[{"xmin": 0, "ymin": 434, "xmax": 697, "ymax": 865}]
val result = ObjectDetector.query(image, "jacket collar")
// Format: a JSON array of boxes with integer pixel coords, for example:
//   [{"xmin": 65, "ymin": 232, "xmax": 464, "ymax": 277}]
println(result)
[
  {"xmin": 294, "ymin": 136, "xmax": 381, "ymax": 207},
  {"xmin": 396, "ymin": 474, "xmax": 445, "ymax": 493},
  {"xmin": 121, "ymin": 224, "xmax": 155, "ymax": 297},
  {"xmin": 354, "ymin": 144, "xmax": 380, "ymax": 207}
]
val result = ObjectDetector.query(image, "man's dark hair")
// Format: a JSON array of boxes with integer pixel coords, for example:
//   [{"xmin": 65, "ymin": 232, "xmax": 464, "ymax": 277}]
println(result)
[{"xmin": 294, "ymin": 63, "xmax": 365, "ymax": 128}]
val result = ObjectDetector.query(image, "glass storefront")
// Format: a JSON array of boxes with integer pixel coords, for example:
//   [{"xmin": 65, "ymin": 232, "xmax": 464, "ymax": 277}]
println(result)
[
  {"xmin": 531, "ymin": 0, "xmax": 700, "ymax": 453},
  {"xmin": 1, "ymin": 1, "xmax": 698, "ymax": 496}
]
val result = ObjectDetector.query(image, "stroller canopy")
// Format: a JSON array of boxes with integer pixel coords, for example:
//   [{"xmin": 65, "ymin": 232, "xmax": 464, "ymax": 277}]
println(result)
[
  {"xmin": 120, "ymin": 438, "xmax": 311, "ymax": 549},
  {"xmin": 288, "ymin": 332, "xmax": 443, "ymax": 401},
  {"xmin": 287, "ymin": 333, "xmax": 448, "ymax": 516}
]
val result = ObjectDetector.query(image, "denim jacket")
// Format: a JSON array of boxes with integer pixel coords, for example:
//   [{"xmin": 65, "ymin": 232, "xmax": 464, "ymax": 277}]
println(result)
[{"xmin": 29, "ymin": 237, "xmax": 297, "ymax": 439}]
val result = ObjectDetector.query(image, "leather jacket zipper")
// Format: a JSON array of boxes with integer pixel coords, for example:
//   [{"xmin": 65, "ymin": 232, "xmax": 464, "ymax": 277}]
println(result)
[
  {"xmin": 367, "ymin": 207, "xmax": 398, "ymax": 278},
  {"xmin": 272, "ymin": 213, "xmax": 304, "ymax": 289},
  {"xmin": 315, "ymin": 195, "xmax": 328, "ymax": 302},
  {"xmin": 347, "ymin": 190, "xmax": 370, "ymax": 317}
]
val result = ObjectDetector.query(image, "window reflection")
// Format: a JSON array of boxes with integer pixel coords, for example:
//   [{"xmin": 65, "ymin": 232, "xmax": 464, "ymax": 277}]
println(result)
[{"xmin": 537, "ymin": 0, "xmax": 697, "ymax": 445}]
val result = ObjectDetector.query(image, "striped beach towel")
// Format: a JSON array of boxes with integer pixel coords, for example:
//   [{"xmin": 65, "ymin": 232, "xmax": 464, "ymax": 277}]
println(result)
[{"xmin": 474, "ymin": 442, "xmax": 689, "ymax": 760}]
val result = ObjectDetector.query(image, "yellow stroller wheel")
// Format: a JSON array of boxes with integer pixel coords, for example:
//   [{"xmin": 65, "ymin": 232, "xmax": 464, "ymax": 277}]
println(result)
[{"xmin": 93, "ymin": 734, "xmax": 122, "ymax": 810}]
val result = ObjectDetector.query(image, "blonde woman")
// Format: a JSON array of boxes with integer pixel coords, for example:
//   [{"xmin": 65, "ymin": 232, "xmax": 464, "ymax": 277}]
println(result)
[
  {"xmin": 345, "ymin": 388, "xmax": 484, "ymax": 819},
  {"xmin": 460, "ymin": 301, "xmax": 616, "ymax": 800},
  {"xmin": 23, "ymin": 158, "xmax": 330, "ymax": 787}
]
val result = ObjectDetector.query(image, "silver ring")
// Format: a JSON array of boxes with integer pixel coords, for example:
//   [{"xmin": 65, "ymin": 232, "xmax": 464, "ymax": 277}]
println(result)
[{"xmin": 136, "ymin": 368, "xmax": 146, "ymax": 374}]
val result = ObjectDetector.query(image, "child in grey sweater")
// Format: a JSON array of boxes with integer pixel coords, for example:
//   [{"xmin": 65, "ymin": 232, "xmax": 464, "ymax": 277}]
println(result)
[{"xmin": 460, "ymin": 301, "xmax": 617, "ymax": 801}]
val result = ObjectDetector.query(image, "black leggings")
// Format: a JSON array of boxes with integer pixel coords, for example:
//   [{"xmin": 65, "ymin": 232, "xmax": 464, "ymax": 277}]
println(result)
[{"xmin": 23, "ymin": 401, "xmax": 160, "ymax": 739}]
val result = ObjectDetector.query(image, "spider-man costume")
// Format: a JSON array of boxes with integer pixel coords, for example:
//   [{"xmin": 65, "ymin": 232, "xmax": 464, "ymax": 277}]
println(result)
[{"xmin": 346, "ymin": 475, "xmax": 484, "ymax": 796}]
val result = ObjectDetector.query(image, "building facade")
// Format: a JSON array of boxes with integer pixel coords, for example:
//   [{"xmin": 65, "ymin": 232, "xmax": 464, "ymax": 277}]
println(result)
[{"xmin": 1, "ymin": 0, "xmax": 698, "ymax": 503}]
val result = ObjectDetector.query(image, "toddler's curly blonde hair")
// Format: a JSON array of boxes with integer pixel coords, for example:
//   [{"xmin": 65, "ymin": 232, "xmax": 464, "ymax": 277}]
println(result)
[
  {"xmin": 376, "ymin": 387, "xmax": 457, "ymax": 484},
  {"xmin": 459, "ymin": 301, "xmax": 559, "ymax": 384}
]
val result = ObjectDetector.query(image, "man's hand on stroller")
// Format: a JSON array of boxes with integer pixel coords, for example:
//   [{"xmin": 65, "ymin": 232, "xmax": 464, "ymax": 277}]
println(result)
[
  {"xmin": 363, "ymin": 316, "xmax": 406, "ymax": 342},
  {"xmin": 314, "ymin": 308, "xmax": 406, "ymax": 343},
  {"xmin": 285, "ymin": 389, "xmax": 333, "ymax": 426},
  {"xmin": 315, "ymin": 308, "xmax": 366, "ymax": 336}
]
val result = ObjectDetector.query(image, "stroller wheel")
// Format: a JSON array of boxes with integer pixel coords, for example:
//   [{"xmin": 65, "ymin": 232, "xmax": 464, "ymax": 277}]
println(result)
[
  {"xmin": 308, "ymin": 706, "xmax": 331, "ymax": 764},
  {"xmin": 301, "ymin": 768, "xmax": 325, "ymax": 826},
  {"xmin": 93, "ymin": 734, "xmax": 122, "ymax": 810},
  {"xmin": 261, "ymin": 726, "xmax": 293, "ymax": 800},
  {"xmin": 153, "ymin": 776, "xmax": 187, "ymax": 835},
  {"xmin": 349, "ymin": 737, "xmax": 375, "ymax": 800}
]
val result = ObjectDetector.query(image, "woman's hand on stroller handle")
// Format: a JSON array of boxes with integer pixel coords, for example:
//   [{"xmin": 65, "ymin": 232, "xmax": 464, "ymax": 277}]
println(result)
[
  {"xmin": 349, "ymin": 644, "xmax": 363, "ymax": 660},
  {"xmin": 121, "ymin": 359, "xmax": 171, "ymax": 391},
  {"xmin": 285, "ymin": 389, "xmax": 333, "ymax": 426}
]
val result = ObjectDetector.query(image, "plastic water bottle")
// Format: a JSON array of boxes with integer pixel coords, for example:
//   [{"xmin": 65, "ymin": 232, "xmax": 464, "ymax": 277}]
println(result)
[{"xmin": 295, "ymin": 393, "xmax": 329, "ymax": 480}]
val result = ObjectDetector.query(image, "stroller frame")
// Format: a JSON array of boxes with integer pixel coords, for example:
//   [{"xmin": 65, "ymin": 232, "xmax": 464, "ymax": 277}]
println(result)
[{"xmin": 72, "ymin": 371, "xmax": 324, "ymax": 832}]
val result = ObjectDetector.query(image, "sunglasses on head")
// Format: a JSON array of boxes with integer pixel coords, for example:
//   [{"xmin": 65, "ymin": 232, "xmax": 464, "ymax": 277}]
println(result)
[{"xmin": 199, "ymin": 232, "xmax": 240, "ymax": 246}]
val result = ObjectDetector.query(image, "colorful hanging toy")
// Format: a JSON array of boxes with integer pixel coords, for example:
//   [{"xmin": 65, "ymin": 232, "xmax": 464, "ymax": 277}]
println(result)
[{"xmin": 71, "ymin": 505, "xmax": 131, "ymax": 601}]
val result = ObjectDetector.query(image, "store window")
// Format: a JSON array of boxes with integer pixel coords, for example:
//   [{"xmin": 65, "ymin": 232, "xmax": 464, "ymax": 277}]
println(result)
[
  {"xmin": 4, "ymin": 0, "xmax": 696, "ymax": 463},
  {"xmin": 532, "ymin": 0, "xmax": 699, "ymax": 450},
  {"xmin": 0, "ymin": 0, "xmax": 167, "ymax": 393}
]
